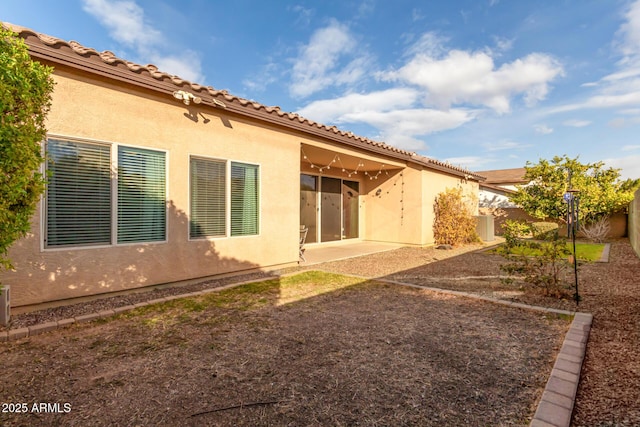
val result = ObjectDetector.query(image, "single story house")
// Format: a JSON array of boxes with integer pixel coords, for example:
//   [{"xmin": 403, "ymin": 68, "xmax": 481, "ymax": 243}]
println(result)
[{"xmin": 1, "ymin": 23, "xmax": 484, "ymax": 308}]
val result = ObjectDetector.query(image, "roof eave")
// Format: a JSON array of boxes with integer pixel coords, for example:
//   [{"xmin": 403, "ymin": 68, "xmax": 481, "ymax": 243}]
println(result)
[{"xmin": 11, "ymin": 22, "xmax": 482, "ymax": 179}]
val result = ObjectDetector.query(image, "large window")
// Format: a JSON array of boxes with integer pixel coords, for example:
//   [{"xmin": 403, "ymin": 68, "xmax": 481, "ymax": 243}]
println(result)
[
  {"xmin": 45, "ymin": 138, "xmax": 166, "ymax": 248},
  {"xmin": 189, "ymin": 158, "xmax": 260, "ymax": 239},
  {"xmin": 190, "ymin": 157, "xmax": 226, "ymax": 238},
  {"xmin": 46, "ymin": 139, "xmax": 112, "ymax": 247},
  {"xmin": 117, "ymin": 146, "xmax": 167, "ymax": 243},
  {"xmin": 231, "ymin": 162, "xmax": 259, "ymax": 236}
]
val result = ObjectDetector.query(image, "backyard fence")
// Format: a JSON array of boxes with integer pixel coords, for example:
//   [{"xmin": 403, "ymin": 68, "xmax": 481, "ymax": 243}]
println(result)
[{"xmin": 630, "ymin": 188, "xmax": 640, "ymax": 258}]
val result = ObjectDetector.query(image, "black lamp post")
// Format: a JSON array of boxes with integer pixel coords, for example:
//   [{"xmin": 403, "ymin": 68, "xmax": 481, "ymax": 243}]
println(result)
[{"xmin": 566, "ymin": 169, "xmax": 580, "ymax": 305}]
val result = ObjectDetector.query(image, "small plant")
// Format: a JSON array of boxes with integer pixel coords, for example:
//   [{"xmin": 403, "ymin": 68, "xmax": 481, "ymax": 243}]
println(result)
[
  {"xmin": 433, "ymin": 187, "xmax": 481, "ymax": 246},
  {"xmin": 531, "ymin": 222, "xmax": 559, "ymax": 239},
  {"xmin": 499, "ymin": 230, "xmax": 573, "ymax": 299},
  {"xmin": 581, "ymin": 216, "xmax": 610, "ymax": 243},
  {"xmin": 501, "ymin": 219, "xmax": 532, "ymax": 249}
]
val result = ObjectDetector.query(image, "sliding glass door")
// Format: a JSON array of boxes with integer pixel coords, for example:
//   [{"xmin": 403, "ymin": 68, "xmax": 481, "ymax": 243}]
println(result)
[
  {"xmin": 343, "ymin": 180, "xmax": 359, "ymax": 239},
  {"xmin": 300, "ymin": 174, "xmax": 359, "ymax": 243},
  {"xmin": 300, "ymin": 174, "xmax": 318, "ymax": 243},
  {"xmin": 320, "ymin": 177, "xmax": 342, "ymax": 242}
]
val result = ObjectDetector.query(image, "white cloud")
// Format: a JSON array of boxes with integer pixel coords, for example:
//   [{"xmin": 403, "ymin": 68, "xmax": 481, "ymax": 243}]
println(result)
[
  {"xmin": 484, "ymin": 140, "xmax": 528, "ymax": 151},
  {"xmin": 622, "ymin": 144, "xmax": 640, "ymax": 151},
  {"xmin": 291, "ymin": 28, "xmax": 564, "ymax": 152},
  {"xmin": 346, "ymin": 108, "xmax": 475, "ymax": 137},
  {"xmin": 290, "ymin": 20, "xmax": 370, "ymax": 98},
  {"xmin": 491, "ymin": 36, "xmax": 514, "ymax": 54},
  {"xmin": 401, "ymin": 31, "xmax": 449, "ymax": 59},
  {"xmin": 620, "ymin": 108, "xmax": 640, "ymax": 115},
  {"xmin": 617, "ymin": 0, "xmax": 640, "ymax": 58},
  {"xmin": 290, "ymin": 5, "xmax": 314, "ymax": 27},
  {"xmin": 81, "ymin": 0, "xmax": 161, "ymax": 48},
  {"xmin": 604, "ymin": 154, "xmax": 640, "ymax": 179},
  {"xmin": 242, "ymin": 61, "xmax": 281, "ymax": 93},
  {"xmin": 297, "ymin": 88, "xmax": 418, "ymax": 123},
  {"xmin": 82, "ymin": 0, "xmax": 204, "ymax": 83},
  {"xmin": 384, "ymin": 46, "xmax": 563, "ymax": 114},
  {"xmin": 552, "ymin": 1, "xmax": 640, "ymax": 115},
  {"xmin": 534, "ymin": 124, "xmax": 553, "ymax": 134},
  {"xmin": 353, "ymin": 107, "xmax": 477, "ymax": 151},
  {"xmin": 357, "ymin": 0, "xmax": 375, "ymax": 17},
  {"xmin": 444, "ymin": 156, "xmax": 496, "ymax": 169},
  {"xmin": 411, "ymin": 8, "xmax": 425, "ymax": 22},
  {"xmin": 608, "ymin": 117, "xmax": 628, "ymax": 128},
  {"xmin": 607, "ymin": 116, "xmax": 640, "ymax": 128},
  {"xmin": 563, "ymin": 119, "xmax": 591, "ymax": 127},
  {"xmin": 551, "ymin": 91, "xmax": 640, "ymax": 113},
  {"xmin": 298, "ymin": 91, "xmax": 477, "ymax": 151},
  {"xmin": 150, "ymin": 51, "xmax": 203, "ymax": 83}
]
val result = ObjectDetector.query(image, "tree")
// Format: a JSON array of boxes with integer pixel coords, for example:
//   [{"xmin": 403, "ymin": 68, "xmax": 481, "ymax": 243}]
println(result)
[
  {"xmin": 510, "ymin": 155, "xmax": 635, "ymax": 225},
  {"xmin": 0, "ymin": 26, "xmax": 54, "ymax": 269}
]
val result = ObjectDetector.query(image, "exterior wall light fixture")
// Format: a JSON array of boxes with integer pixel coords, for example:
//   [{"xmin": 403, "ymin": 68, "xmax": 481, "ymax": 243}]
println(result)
[{"xmin": 173, "ymin": 90, "xmax": 202, "ymax": 105}]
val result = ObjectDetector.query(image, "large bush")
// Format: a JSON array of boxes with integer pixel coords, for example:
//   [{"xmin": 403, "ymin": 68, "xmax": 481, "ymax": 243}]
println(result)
[
  {"xmin": 433, "ymin": 187, "xmax": 480, "ymax": 246},
  {"xmin": 0, "ymin": 26, "xmax": 54, "ymax": 269},
  {"xmin": 510, "ymin": 155, "xmax": 635, "ymax": 225}
]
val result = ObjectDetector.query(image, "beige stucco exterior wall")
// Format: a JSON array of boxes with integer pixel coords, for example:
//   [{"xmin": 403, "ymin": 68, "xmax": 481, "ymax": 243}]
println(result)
[
  {"xmin": 1, "ymin": 64, "xmax": 483, "ymax": 307},
  {"xmin": 1, "ymin": 67, "xmax": 302, "ymax": 307},
  {"xmin": 421, "ymin": 170, "xmax": 479, "ymax": 244},
  {"xmin": 362, "ymin": 165, "xmax": 423, "ymax": 245},
  {"xmin": 362, "ymin": 165, "xmax": 479, "ymax": 246}
]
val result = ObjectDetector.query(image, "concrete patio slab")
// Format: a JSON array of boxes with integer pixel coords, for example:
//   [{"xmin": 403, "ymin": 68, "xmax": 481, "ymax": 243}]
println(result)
[{"xmin": 301, "ymin": 241, "xmax": 406, "ymax": 265}]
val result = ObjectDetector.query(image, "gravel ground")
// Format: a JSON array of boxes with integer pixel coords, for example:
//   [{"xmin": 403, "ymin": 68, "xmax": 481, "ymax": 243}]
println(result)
[
  {"xmin": 0, "ymin": 271, "xmax": 567, "ymax": 426},
  {"xmin": 2, "ymin": 243, "xmax": 488, "ymax": 331},
  {"xmin": 314, "ymin": 239, "xmax": 640, "ymax": 426},
  {"xmin": 3, "ymin": 239, "xmax": 638, "ymax": 425}
]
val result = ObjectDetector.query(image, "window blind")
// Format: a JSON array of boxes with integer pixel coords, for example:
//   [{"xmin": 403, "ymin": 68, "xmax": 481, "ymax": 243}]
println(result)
[
  {"xmin": 117, "ymin": 146, "xmax": 166, "ymax": 243},
  {"xmin": 190, "ymin": 157, "xmax": 226, "ymax": 238},
  {"xmin": 230, "ymin": 162, "xmax": 259, "ymax": 236},
  {"xmin": 46, "ymin": 139, "xmax": 112, "ymax": 247}
]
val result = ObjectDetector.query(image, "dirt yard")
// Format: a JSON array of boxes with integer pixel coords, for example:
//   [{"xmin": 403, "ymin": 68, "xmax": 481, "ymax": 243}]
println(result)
[
  {"xmin": 0, "ymin": 271, "xmax": 569, "ymax": 426},
  {"xmin": 315, "ymin": 240, "xmax": 640, "ymax": 426},
  {"xmin": 2, "ymin": 239, "xmax": 638, "ymax": 426}
]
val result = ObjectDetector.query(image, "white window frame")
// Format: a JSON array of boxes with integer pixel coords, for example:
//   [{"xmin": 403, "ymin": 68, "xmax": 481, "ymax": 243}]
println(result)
[
  {"xmin": 188, "ymin": 154, "xmax": 261, "ymax": 241},
  {"xmin": 42, "ymin": 135, "xmax": 169, "ymax": 251}
]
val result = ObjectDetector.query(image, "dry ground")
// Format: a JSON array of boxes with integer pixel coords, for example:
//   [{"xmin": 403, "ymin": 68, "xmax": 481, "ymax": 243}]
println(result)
[
  {"xmin": 315, "ymin": 240, "xmax": 640, "ymax": 426},
  {"xmin": 2, "ymin": 239, "xmax": 638, "ymax": 426},
  {"xmin": 0, "ymin": 271, "xmax": 569, "ymax": 426}
]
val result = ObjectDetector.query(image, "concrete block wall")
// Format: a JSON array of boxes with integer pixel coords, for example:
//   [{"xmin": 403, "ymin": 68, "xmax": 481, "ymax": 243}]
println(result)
[{"xmin": 630, "ymin": 188, "xmax": 640, "ymax": 258}]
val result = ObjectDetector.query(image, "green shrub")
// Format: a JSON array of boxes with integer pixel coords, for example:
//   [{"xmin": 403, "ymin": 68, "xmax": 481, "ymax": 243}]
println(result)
[
  {"xmin": 531, "ymin": 222, "xmax": 559, "ymax": 239},
  {"xmin": 433, "ymin": 187, "xmax": 481, "ymax": 246},
  {"xmin": 499, "ymin": 230, "xmax": 573, "ymax": 299},
  {"xmin": 502, "ymin": 220, "xmax": 532, "ymax": 248},
  {"xmin": 1, "ymin": 27, "xmax": 54, "ymax": 270}
]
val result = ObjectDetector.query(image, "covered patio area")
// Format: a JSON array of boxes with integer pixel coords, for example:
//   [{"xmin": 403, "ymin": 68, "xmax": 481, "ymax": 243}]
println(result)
[{"xmin": 301, "ymin": 240, "xmax": 406, "ymax": 265}]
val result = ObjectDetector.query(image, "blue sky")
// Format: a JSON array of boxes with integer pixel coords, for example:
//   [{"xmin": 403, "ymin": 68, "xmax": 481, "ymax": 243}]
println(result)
[{"xmin": 3, "ymin": 0, "xmax": 640, "ymax": 178}]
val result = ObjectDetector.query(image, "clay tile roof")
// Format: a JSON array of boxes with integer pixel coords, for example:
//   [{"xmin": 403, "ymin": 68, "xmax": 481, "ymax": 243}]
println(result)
[
  {"xmin": 474, "ymin": 168, "xmax": 528, "ymax": 185},
  {"xmin": 3, "ymin": 21, "xmax": 483, "ymax": 180}
]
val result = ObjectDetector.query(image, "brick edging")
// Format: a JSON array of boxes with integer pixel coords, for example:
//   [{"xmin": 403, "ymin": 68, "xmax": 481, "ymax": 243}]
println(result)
[{"xmin": 530, "ymin": 312, "xmax": 592, "ymax": 427}]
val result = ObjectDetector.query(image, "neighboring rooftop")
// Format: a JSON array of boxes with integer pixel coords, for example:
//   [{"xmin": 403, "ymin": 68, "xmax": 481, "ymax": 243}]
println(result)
[
  {"xmin": 4, "ymin": 22, "xmax": 485, "ymax": 181},
  {"xmin": 475, "ymin": 168, "xmax": 527, "ymax": 185}
]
